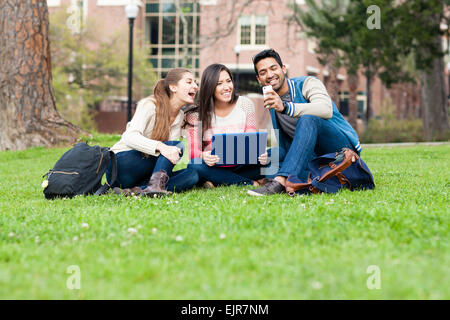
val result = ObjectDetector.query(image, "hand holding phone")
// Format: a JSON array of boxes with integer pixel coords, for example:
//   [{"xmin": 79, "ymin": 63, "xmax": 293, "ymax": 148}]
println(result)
[{"xmin": 262, "ymin": 85, "xmax": 274, "ymax": 109}]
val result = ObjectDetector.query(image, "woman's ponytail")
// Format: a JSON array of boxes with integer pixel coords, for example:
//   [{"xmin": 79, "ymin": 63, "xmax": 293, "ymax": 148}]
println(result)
[{"xmin": 151, "ymin": 79, "xmax": 171, "ymax": 141}]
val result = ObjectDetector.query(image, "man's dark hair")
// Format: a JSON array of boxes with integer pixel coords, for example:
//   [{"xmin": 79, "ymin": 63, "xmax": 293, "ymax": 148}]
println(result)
[{"xmin": 252, "ymin": 49, "xmax": 283, "ymax": 75}]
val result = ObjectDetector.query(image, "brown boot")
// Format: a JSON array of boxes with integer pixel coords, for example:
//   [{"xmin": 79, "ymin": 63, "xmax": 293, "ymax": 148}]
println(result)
[{"xmin": 142, "ymin": 170, "xmax": 171, "ymax": 197}]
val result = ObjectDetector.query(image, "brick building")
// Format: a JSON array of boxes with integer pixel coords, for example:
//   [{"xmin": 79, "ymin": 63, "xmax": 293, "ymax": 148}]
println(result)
[{"xmin": 48, "ymin": 0, "xmax": 445, "ymax": 133}]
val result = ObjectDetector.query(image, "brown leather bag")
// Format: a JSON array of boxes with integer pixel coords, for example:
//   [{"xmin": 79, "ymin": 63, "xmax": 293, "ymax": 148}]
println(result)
[{"xmin": 285, "ymin": 148, "xmax": 367, "ymax": 196}]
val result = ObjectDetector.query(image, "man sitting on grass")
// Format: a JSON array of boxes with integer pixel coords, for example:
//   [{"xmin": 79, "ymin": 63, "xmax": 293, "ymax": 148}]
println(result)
[{"xmin": 248, "ymin": 49, "xmax": 361, "ymax": 196}]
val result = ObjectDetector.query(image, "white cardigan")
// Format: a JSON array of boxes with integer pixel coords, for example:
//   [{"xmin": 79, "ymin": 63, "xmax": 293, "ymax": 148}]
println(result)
[{"xmin": 110, "ymin": 97, "xmax": 184, "ymax": 156}]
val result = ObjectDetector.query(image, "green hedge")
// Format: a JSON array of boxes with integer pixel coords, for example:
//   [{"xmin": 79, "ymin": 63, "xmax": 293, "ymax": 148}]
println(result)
[{"xmin": 360, "ymin": 117, "xmax": 424, "ymax": 143}]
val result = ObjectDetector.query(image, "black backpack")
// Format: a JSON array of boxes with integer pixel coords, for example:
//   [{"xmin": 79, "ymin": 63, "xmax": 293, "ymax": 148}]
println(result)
[{"xmin": 42, "ymin": 142, "xmax": 117, "ymax": 199}]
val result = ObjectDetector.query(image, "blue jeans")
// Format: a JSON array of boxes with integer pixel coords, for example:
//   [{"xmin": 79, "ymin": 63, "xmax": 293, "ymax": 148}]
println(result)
[
  {"xmin": 187, "ymin": 147, "xmax": 285, "ymax": 186},
  {"xmin": 106, "ymin": 141, "xmax": 198, "ymax": 192},
  {"xmin": 277, "ymin": 115, "xmax": 356, "ymax": 181}
]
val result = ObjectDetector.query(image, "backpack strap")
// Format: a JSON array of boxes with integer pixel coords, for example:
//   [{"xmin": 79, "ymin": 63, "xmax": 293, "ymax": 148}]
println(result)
[
  {"xmin": 286, "ymin": 173, "xmax": 314, "ymax": 195},
  {"xmin": 317, "ymin": 149, "xmax": 357, "ymax": 182},
  {"xmin": 94, "ymin": 151, "xmax": 117, "ymax": 196}
]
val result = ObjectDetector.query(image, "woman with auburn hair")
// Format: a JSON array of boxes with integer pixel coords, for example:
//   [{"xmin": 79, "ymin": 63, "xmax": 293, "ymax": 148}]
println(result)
[
  {"xmin": 106, "ymin": 68, "xmax": 199, "ymax": 197},
  {"xmin": 185, "ymin": 63, "xmax": 273, "ymax": 187}
]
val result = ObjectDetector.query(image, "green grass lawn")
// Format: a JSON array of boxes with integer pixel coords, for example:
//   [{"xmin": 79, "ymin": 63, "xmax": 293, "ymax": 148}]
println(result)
[{"xmin": 0, "ymin": 135, "xmax": 448, "ymax": 299}]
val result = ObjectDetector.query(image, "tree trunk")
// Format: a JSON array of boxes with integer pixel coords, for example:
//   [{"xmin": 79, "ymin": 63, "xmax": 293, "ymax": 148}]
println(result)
[
  {"xmin": 405, "ymin": 82, "xmax": 417, "ymax": 120},
  {"xmin": 325, "ymin": 53, "xmax": 341, "ymax": 109},
  {"xmin": 347, "ymin": 73, "xmax": 359, "ymax": 132},
  {"xmin": 398, "ymin": 83, "xmax": 407, "ymax": 120},
  {"xmin": 392, "ymin": 83, "xmax": 401, "ymax": 119},
  {"xmin": 0, "ymin": 0, "xmax": 83, "ymax": 151},
  {"xmin": 413, "ymin": 82, "xmax": 421, "ymax": 119},
  {"xmin": 419, "ymin": 32, "xmax": 450, "ymax": 140},
  {"xmin": 365, "ymin": 67, "xmax": 373, "ymax": 127}
]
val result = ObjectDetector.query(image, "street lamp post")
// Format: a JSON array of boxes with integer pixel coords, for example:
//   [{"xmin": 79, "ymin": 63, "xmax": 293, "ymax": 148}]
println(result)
[
  {"xmin": 234, "ymin": 45, "xmax": 240, "ymax": 93},
  {"xmin": 125, "ymin": 2, "xmax": 139, "ymax": 122}
]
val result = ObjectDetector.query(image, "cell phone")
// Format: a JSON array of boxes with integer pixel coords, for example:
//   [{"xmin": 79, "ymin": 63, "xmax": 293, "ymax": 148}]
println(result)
[{"xmin": 262, "ymin": 85, "xmax": 273, "ymax": 109}]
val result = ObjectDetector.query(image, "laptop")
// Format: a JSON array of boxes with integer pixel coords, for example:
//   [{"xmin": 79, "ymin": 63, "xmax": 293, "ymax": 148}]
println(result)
[{"xmin": 211, "ymin": 132, "xmax": 268, "ymax": 165}]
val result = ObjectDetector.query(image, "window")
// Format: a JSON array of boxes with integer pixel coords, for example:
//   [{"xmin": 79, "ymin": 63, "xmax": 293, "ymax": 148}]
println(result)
[
  {"xmin": 146, "ymin": 3, "xmax": 159, "ymax": 12},
  {"xmin": 145, "ymin": 16, "xmax": 159, "ymax": 54},
  {"xmin": 239, "ymin": 17, "xmax": 251, "ymax": 45},
  {"xmin": 339, "ymin": 91, "xmax": 366, "ymax": 118},
  {"xmin": 162, "ymin": 16, "xmax": 176, "ymax": 44},
  {"xmin": 238, "ymin": 15, "xmax": 267, "ymax": 47},
  {"xmin": 145, "ymin": 0, "xmax": 200, "ymax": 78},
  {"xmin": 254, "ymin": 16, "xmax": 267, "ymax": 45},
  {"xmin": 307, "ymin": 39, "xmax": 316, "ymax": 54}
]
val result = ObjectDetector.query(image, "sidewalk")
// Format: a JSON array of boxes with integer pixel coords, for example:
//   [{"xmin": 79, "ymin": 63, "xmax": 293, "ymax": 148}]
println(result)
[{"xmin": 361, "ymin": 141, "xmax": 449, "ymax": 148}]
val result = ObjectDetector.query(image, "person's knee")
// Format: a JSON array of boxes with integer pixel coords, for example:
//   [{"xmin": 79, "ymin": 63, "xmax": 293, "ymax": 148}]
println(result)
[
  {"xmin": 164, "ymin": 140, "xmax": 185, "ymax": 156},
  {"xmin": 296, "ymin": 115, "xmax": 321, "ymax": 129}
]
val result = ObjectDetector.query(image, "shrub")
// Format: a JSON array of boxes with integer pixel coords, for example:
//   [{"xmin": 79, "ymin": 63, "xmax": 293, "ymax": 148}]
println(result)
[{"xmin": 360, "ymin": 100, "xmax": 424, "ymax": 143}]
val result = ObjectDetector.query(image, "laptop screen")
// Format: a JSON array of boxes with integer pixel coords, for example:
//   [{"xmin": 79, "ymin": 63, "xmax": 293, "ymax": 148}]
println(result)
[{"xmin": 211, "ymin": 132, "xmax": 268, "ymax": 165}]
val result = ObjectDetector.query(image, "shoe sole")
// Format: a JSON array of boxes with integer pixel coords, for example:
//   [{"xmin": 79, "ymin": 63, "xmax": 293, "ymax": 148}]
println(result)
[{"xmin": 247, "ymin": 190, "xmax": 264, "ymax": 196}]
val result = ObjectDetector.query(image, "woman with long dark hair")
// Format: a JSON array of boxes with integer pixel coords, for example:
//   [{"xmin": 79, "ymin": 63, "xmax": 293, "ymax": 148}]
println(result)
[
  {"xmin": 107, "ymin": 68, "xmax": 199, "ymax": 196},
  {"xmin": 185, "ymin": 64, "xmax": 271, "ymax": 187}
]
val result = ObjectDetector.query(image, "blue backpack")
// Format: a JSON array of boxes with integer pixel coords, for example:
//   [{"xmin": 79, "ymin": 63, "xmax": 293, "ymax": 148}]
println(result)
[{"xmin": 285, "ymin": 148, "xmax": 375, "ymax": 195}]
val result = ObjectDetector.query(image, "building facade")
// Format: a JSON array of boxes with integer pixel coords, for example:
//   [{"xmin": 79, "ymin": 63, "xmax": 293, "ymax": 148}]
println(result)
[
  {"xmin": 144, "ymin": 0, "xmax": 201, "ymax": 78},
  {"xmin": 199, "ymin": 0, "xmax": 389, "ymax": 122},
  {"xmin": 48, "ymin": 0, "xmax": 443, "ymax": 132}
]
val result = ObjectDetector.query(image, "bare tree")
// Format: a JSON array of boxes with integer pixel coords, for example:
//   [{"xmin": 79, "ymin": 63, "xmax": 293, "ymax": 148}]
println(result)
[{"xmin": 0, "ymin": 0, "xmax": 82, "ymax": 151}]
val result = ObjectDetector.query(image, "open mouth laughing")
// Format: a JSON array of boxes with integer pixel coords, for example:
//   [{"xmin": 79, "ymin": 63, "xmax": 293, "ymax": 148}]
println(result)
[{"xmin": 188, "ymin": 92, "xmax": 196, "ymax": 98}]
